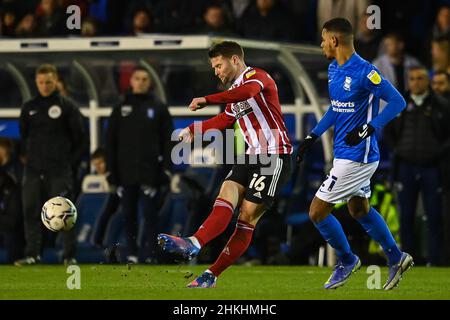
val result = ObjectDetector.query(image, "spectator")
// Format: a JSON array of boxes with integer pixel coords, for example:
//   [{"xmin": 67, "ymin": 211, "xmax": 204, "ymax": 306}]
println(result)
[
  {"xmin": 15, "ymin": 63, "xmax": 88, "ymax": 266},
  {"xmin": 432, "ymin": 71, "xmax": 450, "ymax": 101},
  {"xmin": 34, "ymin": 0, "xmax": 66, "ymax": 37},
  {"xmin": 152, "ymin": 0, "xmax": 199, "ymax": 34},
  {"xmin": 238, "ymin": 0, "xmax": 296, "ymax": 42},
  {"xmin": 431, "ymin": 35, "xmax": 450, "ymax": 73},
  {"xmin": 0, "ymin": 137, "xmax": 24, "ymax": 263},
  {"xmin": 229, "ymin": 0, "xmax": 252, "ymax": 19},
  {"xmin": 354, "ymin": 12, "xmax": 382, "ymax": 62},
  {"xmin": 197, "ymin": 4, "xmax": 235, "ymax": 37},
  {"xmin": 130, "ymin": 9, "xmax": 152, "ymax": 35},
  {"xmin": 106, "ymin": 67, "xmax": 174, "ymax": 264},
  {"xmin": 80, "ymin": 148, "xmax": 121, "ymax": 248},
  {"xmin": 15, "ymin": 14, "xmax": 36, "ymax": 38},
  {"xmin": 56, "ymin": 76, "xmax": 68, "ymax": 97},
  {"xmin": 432, "ymin": 5, "xmax": 450, "ymax": 39},
  {"xmin": 317, "ymin": 0, "xmax": 368, "ymax": 41},
  {"xmin": 373, "ymin": 33, "xmax": 421, "ymax": 95},
  {"xmin": 81, "ymin": 17, "xmax": 99, "ymax": 37},
  {"xmin": 1, "ymin": 10, "xmax": 17, "ymax": 37},
  {"xmin": 385, "ymin": 66, "xmax": 450, "ymax": 266}
]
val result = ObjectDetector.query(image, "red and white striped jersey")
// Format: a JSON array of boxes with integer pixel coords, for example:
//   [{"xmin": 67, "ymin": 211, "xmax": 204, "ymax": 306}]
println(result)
[{"xmin": 225, "ymin": 67, "xmax": 292, "ymax": 155}]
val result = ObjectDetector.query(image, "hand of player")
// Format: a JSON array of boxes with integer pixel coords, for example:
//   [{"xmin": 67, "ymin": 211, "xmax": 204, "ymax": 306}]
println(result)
[
  {"xmin": 344, "ymin": 124, "xmax": 375, "ymax": 146},
  {"xmin": 178, "ymin": 127, "xmax": 193, "ymax": 143},
  {"xmin": 296, "ymin": 134, "xmax": 318, "ymax": 165},
  {"xmin": 189, "ymin": 97, "xmax": 207, "ymax": 111}
]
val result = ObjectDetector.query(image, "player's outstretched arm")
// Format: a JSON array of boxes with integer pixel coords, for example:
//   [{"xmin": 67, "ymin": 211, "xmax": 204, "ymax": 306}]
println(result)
[
  {"xmin": 189, "ymin": 82, "xmax": 262, "ymax": 112},
  {"xmin": 297, "ymin": 106, "xmax": 336, "ymax": 164},
  {"xmin": 179, "ymin": 109, "xmax": 236, "ymax": 143}
]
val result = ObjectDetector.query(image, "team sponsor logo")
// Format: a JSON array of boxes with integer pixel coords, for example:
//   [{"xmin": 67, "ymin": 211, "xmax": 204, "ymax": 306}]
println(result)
[
  {"xmin": 330, "ymin": 99, "xmax": 355, "ymax": 112},
  {"xmin": 48, "ymin": 105, "xmax": 62, "ymax": 119},
  {"xmin": 343, "ymin": 76, "xmax": 352, "ymax": 91},
  {"xmin": 121, "ymin": 105, "xmax": 132, "ymax": 116},
  {"xmin": 367, "ymin": 70, "xmax": 381, "ymax": 84},
  {"xmin": 232, "ymin": 100, "xmax": 254, "ymax": 119},
  {"xmin": 245, "ymin": 70, "xmax": 256, "ymax": 79}
]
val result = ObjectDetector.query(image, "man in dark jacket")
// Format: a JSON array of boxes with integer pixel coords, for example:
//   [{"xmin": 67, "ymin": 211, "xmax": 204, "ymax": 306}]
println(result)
[
  {"xmin": 385, "ymin": 66, "xmax": 450, "ymax": 265},
  {"xmin": 15, "ymin": 64, "xmax": 87, "ymax": 266},
  {"xmin": 0, "ymin": 137, "xmax": 24, "ymax": 263},
  {"xmin": 106, "ymin": 66, "xmax": 173, "ymax": 263}
]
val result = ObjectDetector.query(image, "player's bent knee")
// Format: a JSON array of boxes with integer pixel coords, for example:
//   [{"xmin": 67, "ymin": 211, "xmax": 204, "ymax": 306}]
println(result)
[
  {"xmin": 239, "ymin": 202, "xmax": 265, "ymax": 226},
  {"xmin": 218, "ymin": 181, "xmax": 245, "ymax": 208},
  {"xmin": 348, "ymin": 208, "xmax": 368, "ymax": 219},
  {"xmin": 309, "ymin": 210, "xmax": 323, "ymax": 224}
]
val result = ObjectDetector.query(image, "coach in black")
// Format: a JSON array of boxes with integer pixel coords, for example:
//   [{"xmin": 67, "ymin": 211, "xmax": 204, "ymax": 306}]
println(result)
[
  {"xmin": 16, "ymin": 64, "xmax": 87, "ymax": 266},
  {"xmin": 385, "ymin": 66, "xmax": 450, "ymax": 265},
  {"xmin": 106, "ymin": 66, "xmax": 173, "ymax": 264}
]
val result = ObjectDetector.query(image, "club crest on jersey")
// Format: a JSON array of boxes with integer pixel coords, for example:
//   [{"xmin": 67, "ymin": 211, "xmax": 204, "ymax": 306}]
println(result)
[
  {"xmin": 48, "ymin": 105, "xmax": 62, "ymax": 119},
  {"xmin": 121, "ymin": 105, "xmax": 132, "ymax": 116},
  {"xmin": 343, "ymin": 76, "xmax": 352, "ymax": 91},
  {"xmin": 245, "ymin": 70, "xmax": 256, "ymax": 79},
  {"xmin": 367, "ymin": 70, "xmax": 381, "ymax": 84}
]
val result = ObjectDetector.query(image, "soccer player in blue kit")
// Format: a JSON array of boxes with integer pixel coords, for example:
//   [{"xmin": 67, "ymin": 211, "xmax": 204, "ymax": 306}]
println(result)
[{"xmin": 297, "ymin": 18, "xmax": 413, "ymax": 290}]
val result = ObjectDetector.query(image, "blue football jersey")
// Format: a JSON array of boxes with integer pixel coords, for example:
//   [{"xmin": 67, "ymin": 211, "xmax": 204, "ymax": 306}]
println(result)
[{"xmin": 312, "ymin": 53, "xmax": 402, "ymax": 164}]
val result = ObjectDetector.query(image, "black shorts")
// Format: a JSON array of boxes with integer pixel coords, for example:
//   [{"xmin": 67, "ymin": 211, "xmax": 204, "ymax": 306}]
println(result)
[{"xmin": 224, "ymin": 154, "xmax": 292, "ymax": 208}]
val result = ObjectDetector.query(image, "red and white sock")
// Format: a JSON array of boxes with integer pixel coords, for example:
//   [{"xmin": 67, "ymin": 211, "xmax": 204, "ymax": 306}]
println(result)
[
  {"xmin": 192, "ymin": 197, "xmax": 234, "ymax": 247},
  {"xmin": 209, "ymin": 220, "xmax": 255, "ymax": 277}
]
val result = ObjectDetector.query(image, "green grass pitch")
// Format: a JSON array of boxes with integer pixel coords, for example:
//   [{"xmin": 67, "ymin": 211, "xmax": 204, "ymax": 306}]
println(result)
[{"xmin": 1, "ymin": 265, "xmax": 449, "ymax": 300}]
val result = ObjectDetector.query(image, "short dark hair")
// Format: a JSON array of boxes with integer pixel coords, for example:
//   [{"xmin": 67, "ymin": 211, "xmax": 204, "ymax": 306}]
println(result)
[
  {"xmin": 91, "ymin": 147, "xmax": 106, "ymax": 160},
  {"xmin": 132, "ymin": 66, "xmax": 150, "ymax": 76},
  {"xmin": 322, "ymin": 18, "xmax": 353, "ymax": 36},
  {"xmin": 208, "ymin": 41, "xmax": 244, "ymax": 60},
  {"xmin": 407, "ymin": 65, "xmax": 429, "ymax": 78}
]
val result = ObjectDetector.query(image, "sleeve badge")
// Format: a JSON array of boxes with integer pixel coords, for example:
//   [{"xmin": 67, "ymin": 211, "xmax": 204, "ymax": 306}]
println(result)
[
  {"xmin": 367, "ymin": 70, "xmax": 382, "ymax": 84},
  {"xmin": 245, "ymin": 70, "xmax": 256, "ymax": 79}
]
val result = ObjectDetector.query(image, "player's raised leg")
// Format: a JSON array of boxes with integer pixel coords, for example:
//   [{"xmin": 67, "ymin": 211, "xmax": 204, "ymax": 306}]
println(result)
[
  {"xmin": 157, "ymin": 180, "xmax": 245, "ymax": 262},
  {"xmin": 309, "ymin": 196, "xmax": 361, "ymax": 289},
  {"xmin": 347, "ymin": 197, "xmax": 413, "ymax": 290},
  {"xmin": 187, "ymin": 199, "xmax": 265, "ymax": 288}
]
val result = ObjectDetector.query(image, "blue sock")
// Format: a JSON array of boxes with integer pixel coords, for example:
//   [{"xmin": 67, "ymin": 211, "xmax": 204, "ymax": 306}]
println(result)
[
  {"xmin": 314, "ymin": 214, "xmax": 355, "ymax": 265},
  {"xmin": 356, "ymin": 207, "xmax": 402, "ymax": 265}
]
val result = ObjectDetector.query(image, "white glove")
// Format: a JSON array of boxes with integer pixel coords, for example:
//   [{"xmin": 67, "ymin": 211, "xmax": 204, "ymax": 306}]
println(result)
[{"xmin": 178, "ymin": 127, "xmax": 193, "ymax": 143}]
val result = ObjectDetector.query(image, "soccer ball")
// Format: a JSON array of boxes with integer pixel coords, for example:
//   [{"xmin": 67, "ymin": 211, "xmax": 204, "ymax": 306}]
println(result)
[{"xmin": 41, "ymin": 196, "xmax": 77, "ymax": 232}]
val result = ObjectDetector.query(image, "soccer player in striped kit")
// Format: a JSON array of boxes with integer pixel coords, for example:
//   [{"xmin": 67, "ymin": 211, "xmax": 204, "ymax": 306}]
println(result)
[
  {"xmin": 158, "ymin": 41, "xmax": 292, "ymax": 288},
  {"xmin": 297, "ymin": 18, "xmax": 413, "ymax": 290}
]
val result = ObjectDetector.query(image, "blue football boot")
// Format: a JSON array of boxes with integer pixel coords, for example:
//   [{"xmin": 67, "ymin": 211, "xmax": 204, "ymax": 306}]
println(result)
[
  {"xmin": 383, "ymin": 252, "xmax": 414, "ymax": 290},
  {"xmin": 187, "ymin": 271, "xmax": 217, "ymax": 288},
  {"xmin": 157, "ymin": 233, "xmax": 200, "ymax": 262},
  {"xmin": 324, "ymin": 255, "xmax": 361, "ymax": 289}
]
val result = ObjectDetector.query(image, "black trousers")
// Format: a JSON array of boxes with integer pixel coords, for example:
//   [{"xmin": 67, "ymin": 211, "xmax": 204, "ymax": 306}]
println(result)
[
  {"xmin": 121, "ymin": 185, "xmax": 159, "ymax": 259},
  {"xmin": 396, "ymin": 163, "xmax": 443, "ymax": 265},
  {"xmin": 22, "ymin": 167, "xmax": 76, "ymax": 259}
]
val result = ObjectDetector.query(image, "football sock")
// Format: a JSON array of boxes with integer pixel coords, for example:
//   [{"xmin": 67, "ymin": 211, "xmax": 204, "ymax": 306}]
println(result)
[
  {"xmin": 356, "ymin": 207, "xmax": 402, "ymax": 265},
  {"xmin": 193, "ymin": 197, "xmax": 234, "ymax": 247},
  {"xmin": 209, "ymin": 220, "xmax": 254, "ymax": 276},
  {"xmin": 314, "ymin": 214, "xmax": 355, "ymax": 265}
]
